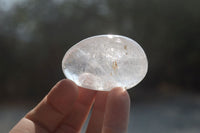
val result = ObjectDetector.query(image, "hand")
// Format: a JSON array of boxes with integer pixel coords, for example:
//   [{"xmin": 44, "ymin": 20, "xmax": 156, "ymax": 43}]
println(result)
[{"xmin": 10, "ymin": 79, "xmax": 130, "ymax": 133}]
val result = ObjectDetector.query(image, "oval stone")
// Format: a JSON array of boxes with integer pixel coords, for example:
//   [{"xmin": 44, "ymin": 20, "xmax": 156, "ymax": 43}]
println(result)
[{"xmin": 62, "ymin": 35, "xmax": 148, "ymax": 91}]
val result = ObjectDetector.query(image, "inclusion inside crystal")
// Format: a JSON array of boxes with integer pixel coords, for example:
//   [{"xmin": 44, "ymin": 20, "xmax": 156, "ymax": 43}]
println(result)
[{"xmin": 62, "ymin": 35, "xmax": 148, "ymax": 91}]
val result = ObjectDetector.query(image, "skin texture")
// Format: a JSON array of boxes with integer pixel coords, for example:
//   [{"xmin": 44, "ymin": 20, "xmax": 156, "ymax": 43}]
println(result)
[{"xmin": 10, "ymin": 79, "xmax": 130, "ymax": 133}]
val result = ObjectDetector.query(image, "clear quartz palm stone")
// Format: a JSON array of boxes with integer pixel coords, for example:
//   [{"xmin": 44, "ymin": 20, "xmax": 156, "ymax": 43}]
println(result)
[{"xmin": 62, "ymin": 35, "xmax": 148, "ymax": 91}]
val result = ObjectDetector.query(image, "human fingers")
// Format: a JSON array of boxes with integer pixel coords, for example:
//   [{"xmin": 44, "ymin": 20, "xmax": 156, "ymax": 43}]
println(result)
[
  {"xmin": 102, "ymin": 87, "xmax": 130, "ymax": 133},
  {"xmin": 55, "ymin": 87, "xmax": 97, "ymax": 133},
  {"xmin": 86, "ymin": 91, "xmax": 109, "ymax": 133},
  {"xmin": 10, "ymin": 79, "xmax": 79, "ymax": 133}
]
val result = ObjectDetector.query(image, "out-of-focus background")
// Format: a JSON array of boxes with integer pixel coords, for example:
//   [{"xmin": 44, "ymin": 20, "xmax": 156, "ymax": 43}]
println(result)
[{"xmin": 0, "ymin": 0, "xmax": 200, "ymax": 132}]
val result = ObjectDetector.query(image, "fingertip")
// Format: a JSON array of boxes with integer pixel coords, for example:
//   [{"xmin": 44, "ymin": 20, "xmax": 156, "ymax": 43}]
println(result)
[
  {"xmin": 54, "ymin": 79, "xmax": 79, "ymax": 93},
  {"xmin": 111, "ymin": 87, "xmax": 126, "ymax": 92},
  {"xmin": 50, "ymin": 79, "xmax": 79, "ymax": 96},
  {"xmin": 47, "ymin": 79, "xmax": 79, "ymax": 113},
  {"xmin": 109, "ymin": 87, "xmax": 130, "ymax": 105}
]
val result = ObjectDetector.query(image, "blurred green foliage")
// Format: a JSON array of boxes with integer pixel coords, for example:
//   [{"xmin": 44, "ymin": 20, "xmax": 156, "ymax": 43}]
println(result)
[{"xmin": 0, "ymin": 0, "xmax": 199, "ymax": 100}]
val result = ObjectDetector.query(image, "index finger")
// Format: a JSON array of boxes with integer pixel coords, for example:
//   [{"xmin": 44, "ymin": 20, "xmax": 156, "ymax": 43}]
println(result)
[{"xmin": 25, "ymin": 79, "xmax": 79, "ymax": 132}]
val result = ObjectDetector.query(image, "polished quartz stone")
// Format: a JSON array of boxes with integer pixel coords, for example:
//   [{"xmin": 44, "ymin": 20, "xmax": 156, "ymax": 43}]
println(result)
[{"xmin": 62, "ymin": 35, "xmax": 148, "ymax": 91}]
